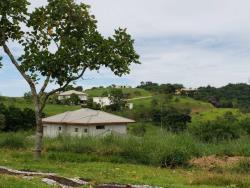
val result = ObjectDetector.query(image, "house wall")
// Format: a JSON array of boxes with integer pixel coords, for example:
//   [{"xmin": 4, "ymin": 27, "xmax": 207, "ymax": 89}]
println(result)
[
  {"xmin": 93, "ymin": 97, "xmax": 111, "ymax": 107},
  {"xmin": 43, "ymin": 123, "xmax": 127, "ymax": 138},
  {"xmin": 58, "ymin": 95, "xmax": 87, "ymax": 101}
]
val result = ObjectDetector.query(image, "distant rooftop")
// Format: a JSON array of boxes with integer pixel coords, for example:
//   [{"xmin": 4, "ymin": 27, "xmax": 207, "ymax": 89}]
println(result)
[{"xmin": 58, "ymin": 90, "xmax": 87, "ymax": 96}]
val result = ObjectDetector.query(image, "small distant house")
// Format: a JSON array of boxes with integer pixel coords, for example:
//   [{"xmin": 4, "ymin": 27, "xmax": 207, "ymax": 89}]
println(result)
[
  {"xmin": 58, "ymin": 90, "xmax": 88, "ymax": 103},
  {"xmin": 111, "ymin": 84, "xmax": 132, "ymax": 89},
  {"xmin": 42, "ymin": 108, "xmax": 135, "ymax": 137},
  {"xmin": 126, "ymin": 102, "xmax": 134, "ymax": 110},
  {"xmin": 93, "ymin": 97, "xmax": 112, "ymax": 107},
  {"xmin": 175, "ymin": 88, "xmax": 196, "ymax": 95}
]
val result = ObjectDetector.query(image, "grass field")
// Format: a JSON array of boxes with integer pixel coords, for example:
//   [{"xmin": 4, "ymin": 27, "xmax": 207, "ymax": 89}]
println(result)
[
  {"xmin": 0, "ymin": 130, "xmax": 250, "ymax": 187},
  {"xmin": 1, "ymin": 92, "xmax": 250, "ymax": 187}
]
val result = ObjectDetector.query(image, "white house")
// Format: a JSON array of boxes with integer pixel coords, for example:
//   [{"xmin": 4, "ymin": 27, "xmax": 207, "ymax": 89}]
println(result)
[
  {"xmin": 42, "ymin": 108, "xmax": 135, "ymax": 137},
  {"xmin": 93, "ymin": 97, "xmax": 112, "ymax": 107},
  {"xmin": 58, "ymin": 90, "xmax": 88, "ymax": 102}
]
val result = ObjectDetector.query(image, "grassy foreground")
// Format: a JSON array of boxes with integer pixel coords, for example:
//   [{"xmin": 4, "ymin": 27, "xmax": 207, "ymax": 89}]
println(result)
[
  {"xmin": 0, "ymin": 131, "xmax": 250, "ymax": 187},
  {"xmin": 1, "ymin": 148, "xmax": 250, "ymax": 188}
]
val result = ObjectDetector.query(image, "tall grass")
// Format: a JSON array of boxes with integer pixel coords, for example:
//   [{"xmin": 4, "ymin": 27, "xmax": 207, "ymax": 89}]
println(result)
[
  {"xmin": 45, "ymin": 131, "xmax": 201, "ymax": 167},
  {"xmin": 0, "ymin": 132, "xmax": 29, "ymax": 149}
]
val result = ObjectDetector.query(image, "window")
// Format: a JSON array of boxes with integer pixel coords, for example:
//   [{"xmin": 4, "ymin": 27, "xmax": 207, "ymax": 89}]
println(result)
[
  {"xmin": 84, "ymin": 128, "xmax": 88, "ymax": 133},
  {"xmin": 75, "ymin": 128, "xmax": 79, "ymax": 132},
  {"xmin": 58, "ymin": 127, "xmax": 62, "ymax": 131},
  {"xmin": 96, "ymin": 125, "xmax": 105, "ymax": 130}
]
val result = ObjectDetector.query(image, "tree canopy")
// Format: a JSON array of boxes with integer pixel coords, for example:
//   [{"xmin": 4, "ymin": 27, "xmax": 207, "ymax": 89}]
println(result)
[{"xmin": 0, "ymin": 0, "xmax": 140, "ymax": 158}]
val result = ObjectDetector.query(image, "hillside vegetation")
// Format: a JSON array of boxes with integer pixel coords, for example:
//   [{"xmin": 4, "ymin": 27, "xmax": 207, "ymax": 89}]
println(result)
[{"xmin": 86, "ymin": 87, "xmax": 152, "ymax": 98}]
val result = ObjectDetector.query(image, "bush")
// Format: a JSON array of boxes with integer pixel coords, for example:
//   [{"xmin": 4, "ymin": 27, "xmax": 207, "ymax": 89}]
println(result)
[
  {"xmin": 191, "ymin": 112, "xmax": 242, "ymax": 142},
  {"xmin": 240, "ymin": 117, "xmax": 250, "ymax": 135},
  {"xmin": 0, "ymin": 133, "xmax": 26, "ymax": 149},
  {"xmin": 234, "ymin": 159, "xmax": 250, "ymax": 173},
  {"xmin": 160, "ymin": 149, "xmax": 190, "ymax": 168},
  {"xmin": 129, "ymin": 123, "xmax": 146, "ymax": 136},
  {"xmin": 0, "ymin": 103, "xmax": 36, "ymax": 132},
  {"xmin": 0, "ymin": 114, "xmax": 5, "ymax": 130}
]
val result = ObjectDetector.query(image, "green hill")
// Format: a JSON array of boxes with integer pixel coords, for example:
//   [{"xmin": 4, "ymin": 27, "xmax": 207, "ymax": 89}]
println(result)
[{"xmin": 85, "ymin": 87, "xmax": 152, "ymax": 98}]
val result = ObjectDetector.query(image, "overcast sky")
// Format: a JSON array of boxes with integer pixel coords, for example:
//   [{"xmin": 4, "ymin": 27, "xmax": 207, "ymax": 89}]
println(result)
[{"xmin": 1, "ymin": 0, "xmax": 250, "ymax": 96}]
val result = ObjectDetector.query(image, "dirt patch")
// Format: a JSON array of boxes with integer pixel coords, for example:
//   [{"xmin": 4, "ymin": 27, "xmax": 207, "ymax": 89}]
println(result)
[
  {"xmin": 190, "ymin": 155, "xmax": 247, "ymax": 169},
  {"xmin": 0, "ymin": 168, "xmax": 20, "ymax": 176},
  {"xmin": 46, "ymin": 175, "xmax": 83, "ymax": 187}
]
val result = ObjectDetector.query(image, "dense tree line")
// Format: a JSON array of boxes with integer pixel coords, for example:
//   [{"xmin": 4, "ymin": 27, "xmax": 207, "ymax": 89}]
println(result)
[
  {"xmin": 137, "ymin": 81, "xmax": 184, "ymax": 94},
  {"xmin": 188, "ymin": 83, "xmax": 250, "ymax": 111},
  {"xmin": 0, "ymin": 103, "xmax": 36, "ymax": 132}
]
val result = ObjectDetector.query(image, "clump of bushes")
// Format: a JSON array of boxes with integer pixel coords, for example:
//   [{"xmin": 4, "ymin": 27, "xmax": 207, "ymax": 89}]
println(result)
[
  {"xmin": 190, "ymin": 112, "xmax": 242, "ymax": 142},
  {"xmin": 0, "ymin": 132, "xmax": 27, "ymax": 149},
  {"xmin": 129, "ymin": 123, "xmax": 146, "ymax": 136},
  {"xmin": 0, "ymin": 103, "xmax": 36, "ymax": 132}
]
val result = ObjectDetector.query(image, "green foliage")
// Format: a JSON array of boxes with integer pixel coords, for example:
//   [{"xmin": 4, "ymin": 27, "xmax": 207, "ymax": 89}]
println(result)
[
  {"xmin": 0, "ymin": 132, "xmax": 26, "ymax": 149},
  {"xmin": 191, "ymin": 112, "xmax": 242, "ymax": 142},
  {"xmin": 137, "ymin": 81, "xmax": 184, "ymax": 94},
  {"xmin": 23, "ymin": 91, "xmax": 32, "ymax": 102},
  {"xmin": 11, "ymin": 0, "xmax": 140, "ymax": 85},
  {"xmin": 0, "ymin": 103, "xmax": 36, "ymax": 132},
  {"xmin": 0, "ymin": 113, "xmax": 5, "ymax": 130},
  {"xmin": 152, "ymin": 107, "xmax": 191, "ymax": 133},
  {"xmin": 234, "ymin": 159, "xmax": 250, "ymax": 173},
  {"xmin": 46, "ymin": 132, "xmax": 199, "ymax": 167},
  {"xmin": 190, "ymin": 83, "xmax": 250, "ymax": 109},
  {"xmin": 69, "ymin": 93, "xmax": 80, "ymax": 105},
  {"xmin": 108, "ymin": 89, "xmax": 126, "ymax": 111},
  {"xmin": 240, "ymin": 117, "xmax": 250, "ymax": 135},
  {"xmin": 0, "ymin": 0, "xmax": 29, "ymax": 43},
  {"xmin": 129, "ymin": 123, "xmax": 146, "ymax": 137}
]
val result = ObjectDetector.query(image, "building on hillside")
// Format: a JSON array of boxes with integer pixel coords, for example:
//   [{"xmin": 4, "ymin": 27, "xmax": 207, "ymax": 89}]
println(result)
[
  {"xmin": 175, "ymin": 88, "xmax": 196, "ymax": 95},
  {"xmin": 111, "ymin": 84, "xmax": 132, "ymax": 89},
  {"xmin": 58, "ymin": 90, "xmax": 88, "ymax": 103},
  {"xmin": 125, "ymin": 102, "xmax": 134, "ymax": 110},
  {"xmin": 42, "ymin": 108, "xmax": 135, "ymax": 137},
  {"xmin": 93, "ymin": 97, "xmax": 112, "ymax": 107}
]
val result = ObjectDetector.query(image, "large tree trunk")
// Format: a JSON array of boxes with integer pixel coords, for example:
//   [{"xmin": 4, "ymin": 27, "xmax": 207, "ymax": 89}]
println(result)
[
  {"xmin": 32, "ymin": 92, "xmax": 43, "ymax": 160},
  {"xmin": 34, "ymin": 111, "xmax": 43, "ymax": 160}
]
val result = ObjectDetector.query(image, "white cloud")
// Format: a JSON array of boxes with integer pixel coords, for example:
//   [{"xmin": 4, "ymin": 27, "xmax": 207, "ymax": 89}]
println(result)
[{"xmin": 1, "ymin": 0, "xmax": 250, "ymax": 96}]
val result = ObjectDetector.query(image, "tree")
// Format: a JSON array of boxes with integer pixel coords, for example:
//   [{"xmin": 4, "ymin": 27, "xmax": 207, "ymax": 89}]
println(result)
[
  {"xmin": 0, "ymin": 0, "xmax": 140, "ymax": 158},
  {"xmin": 69, "ymin": 93, "xmax": 80, "ymax": 105},
  {"xmin": 0, "ymin": 114, "xmax": 5, "ymax": 130},
  {"xmin": 108, "ymin": 89, "xmax": 125, "ymax": 111},
  {"xmin": 24, "ymin": 91, "xmax": 32, "ymax": 102}
]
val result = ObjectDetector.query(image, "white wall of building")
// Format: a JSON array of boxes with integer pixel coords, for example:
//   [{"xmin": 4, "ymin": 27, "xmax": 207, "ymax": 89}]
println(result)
[
  {"xmin": 58, "ymin": 95, "xmax": 87, "ymax": 101},
  {"xmin": 93, "ymin": 97, "xmax": 111, "ymax": 107},
  {"xmin": 43, "ymin": 123, "xmax": 127, "ymax": 138}
]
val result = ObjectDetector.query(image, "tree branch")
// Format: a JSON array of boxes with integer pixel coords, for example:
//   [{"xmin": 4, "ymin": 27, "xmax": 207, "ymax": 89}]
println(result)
[
  {"xmin": 3, "ymin": 43, "xmax": 34, "ymax": 88},
  {"xmin": 40, "ymin": 67, "xmax": 87, "ymax": 111},
  {"xmin": 39, "ymin": 75, "xmax": 51, "ymax": 95}
]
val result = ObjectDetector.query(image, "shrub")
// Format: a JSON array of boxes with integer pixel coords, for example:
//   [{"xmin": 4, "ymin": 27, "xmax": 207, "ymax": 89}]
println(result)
[
  {"xmin": 129, "ymin": 123, "xmax": 146, "ymax": 136},
  {"xmin": 240, "ymin": 117, "xmax": 250, "ymax": 135},
  {"xmin": 0, "ymin": 133, "xmax": 26, "ymax": 149},
  {"xmin": 160, "ymin": 149, "xmax": 190, "ymax": 168},
  {"xmin": 234, "ymin": 159, "xmax": 250, "ymax": 173},
  {"xmin": 191, "ymin": 112, "xmax": 241, "ymax": 142},
  {"xmin": 0, "ymin": 114, "xmax": 5, "ymax": 130}
]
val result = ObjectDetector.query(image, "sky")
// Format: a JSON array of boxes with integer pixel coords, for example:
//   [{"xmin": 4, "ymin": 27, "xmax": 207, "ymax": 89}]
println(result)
[{"xmin": 1, "ymin": 0, "xmax": 250, "ymax": 96}]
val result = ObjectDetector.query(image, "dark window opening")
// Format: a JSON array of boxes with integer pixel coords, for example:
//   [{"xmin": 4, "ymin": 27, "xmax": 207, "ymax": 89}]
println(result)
[
  {"xmin": 96, "ymin": 125, "xmax": 105, "ymax": 130},
  {"xmin": 84, "ymin": 128, "xmax": 88, "ymax": 133},
  {"xmin": 75, "ymin": 128, "xmax": 79, "ymax": 132},
  {"xmin": 58, "ymin": 127, "xmax": 62, "ymax": 131}
]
